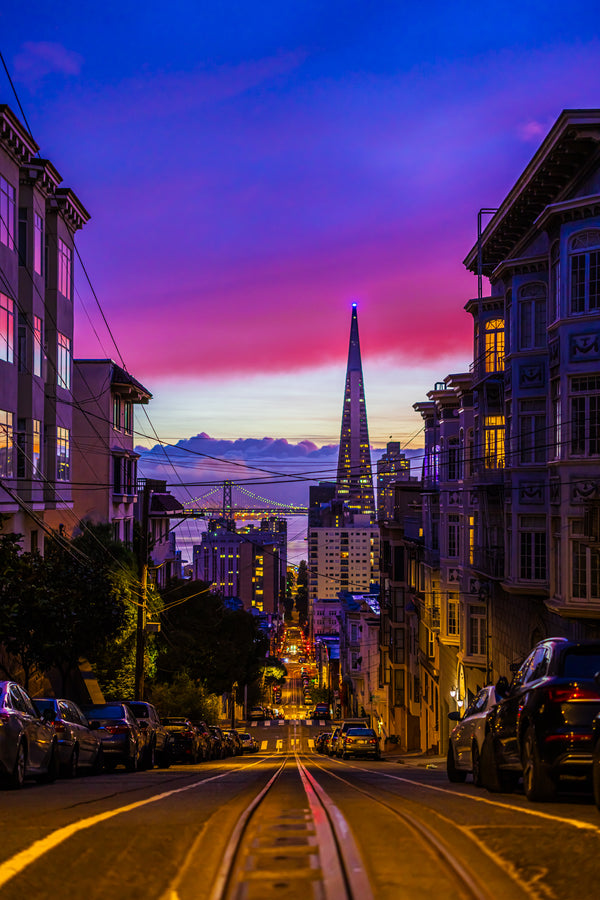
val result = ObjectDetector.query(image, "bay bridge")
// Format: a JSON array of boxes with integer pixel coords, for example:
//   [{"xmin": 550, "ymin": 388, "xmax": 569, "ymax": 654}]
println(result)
[{"xmin": 179, "ymin": 480, "xmax": 309, "ymax": 520}]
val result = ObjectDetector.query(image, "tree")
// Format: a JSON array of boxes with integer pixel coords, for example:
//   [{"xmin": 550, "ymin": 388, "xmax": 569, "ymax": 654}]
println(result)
[
  {"xmin": 0, "ymin": 531, "xmax": 46, "ymax": 687},
  {"xmin": 284, "ymin": 567, "xmax": 296, "ymax": 620},
  {"xmin": 155, "ymin": 580, "xmax": 269, "ymax": 697}
]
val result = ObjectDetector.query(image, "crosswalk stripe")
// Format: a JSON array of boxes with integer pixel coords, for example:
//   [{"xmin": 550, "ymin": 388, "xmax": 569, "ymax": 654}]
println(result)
[{"xmin": 260, "ymin": 740, "xmax": 268, "ymax": 751}]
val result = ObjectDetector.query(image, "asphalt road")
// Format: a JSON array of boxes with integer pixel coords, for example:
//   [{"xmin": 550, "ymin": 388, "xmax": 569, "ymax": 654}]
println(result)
[{"xmin": 2, "ymin": 668, "xmax": 600, "ymax": 899}]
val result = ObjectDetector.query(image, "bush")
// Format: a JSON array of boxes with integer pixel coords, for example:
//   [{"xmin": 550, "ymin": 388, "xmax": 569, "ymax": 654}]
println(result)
[{"xmin": 149, "ymin": 673, "xmax": 220, "ymax": 723}]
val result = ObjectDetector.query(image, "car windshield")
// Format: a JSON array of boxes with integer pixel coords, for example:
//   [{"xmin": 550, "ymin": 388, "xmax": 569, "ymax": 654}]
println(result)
[
  {"xmin": 128, "ymin": 703, "xmax": 150, "ymax": 718},
  {"xmin": 347, "ymin": 728, "xmax": 376, "ymax": 737},
  {"xmin": 562, "ymin": 650, "xmax": 600, "ymax": 678},
  {"xmin": 238, "ymin": 733, "xmax": 251, "ymax": 740},
  {"xmin": 85, "ymin": 705, "xmax": 126, "ymax": 719}
]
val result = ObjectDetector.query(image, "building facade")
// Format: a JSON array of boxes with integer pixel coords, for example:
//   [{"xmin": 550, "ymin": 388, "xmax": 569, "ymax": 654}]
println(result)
[{"xmin": 0, "ymin": 104, "xmax": 89, "ymax": 551}]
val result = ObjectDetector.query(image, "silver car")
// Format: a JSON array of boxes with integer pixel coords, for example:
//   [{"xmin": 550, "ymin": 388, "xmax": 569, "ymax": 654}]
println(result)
[
  {"xmin": 35, "ymin": 698, "xmax": 103, "ymax": 777},
  {"xmin": 447, "ymin": 684, "xmax": 503, "ymax": 785},
  {"xmin": 0, "ymin": 681, "xmax": 59, "ymax": 788}
]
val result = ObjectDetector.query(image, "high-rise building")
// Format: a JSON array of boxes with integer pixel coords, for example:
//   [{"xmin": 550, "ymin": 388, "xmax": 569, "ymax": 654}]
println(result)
[{"xmin": 336, "ymin": 304, "xmax": 375, "ymax": 520}]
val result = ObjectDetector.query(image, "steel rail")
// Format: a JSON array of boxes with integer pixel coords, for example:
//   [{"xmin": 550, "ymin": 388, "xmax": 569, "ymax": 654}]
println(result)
[
  {"xmin": 308, "ymin": 755, "xmax": 496, "ymax": 900},
  {"xmin": 208, "ymin": 754, "xmax": 374, "ymax": 900}
]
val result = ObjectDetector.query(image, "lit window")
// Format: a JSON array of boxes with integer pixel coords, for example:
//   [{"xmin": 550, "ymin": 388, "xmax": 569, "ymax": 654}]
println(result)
[
  {"xmin": 56, "ymin": 427, "xmax": 70, "ymax": 481},
  {"xmin": 0, "ymin": 176, "xmax": 15, "ymax": 250},
  {"xmin": 0, "ymin": 293, "xmax": 14, "ymax": 363},
  {"xmin": 0, "ymin": 410, "xmax": 14, "ymax": 477},
  {"xmin": 33, "ymin": 316, "xmax": 43, "ymax": 377},
  {"xmin": 484, "ymin": 318, "xmax": 504, "ymax": 372},
  {"xmin": 57, "ymin": 332, "xmax": 71, "ymax": 389},
  {"xmin": 484, "ymin": 415, "xmax": 505, "ymax": 468},
  {"xmin": 32, "ymin": 419, "xmax": 41, "ymax": 476}
]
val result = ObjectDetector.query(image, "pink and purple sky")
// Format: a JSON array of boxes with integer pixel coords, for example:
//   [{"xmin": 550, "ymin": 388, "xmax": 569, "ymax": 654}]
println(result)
[{"xmin": 3, "ymin": 2, "xmax": 600, "ymax": 450}]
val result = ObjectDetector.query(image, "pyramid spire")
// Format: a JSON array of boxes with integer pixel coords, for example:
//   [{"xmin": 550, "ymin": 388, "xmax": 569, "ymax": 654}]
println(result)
[{"xmin": 336, "ymin": 304, "xmax": 375, "ymax": 520}]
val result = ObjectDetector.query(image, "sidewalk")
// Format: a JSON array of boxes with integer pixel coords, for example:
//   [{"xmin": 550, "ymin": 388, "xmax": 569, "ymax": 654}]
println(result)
[{"xmin": 382, "ymin": 747, "xmax": 446, "ymax": 768}]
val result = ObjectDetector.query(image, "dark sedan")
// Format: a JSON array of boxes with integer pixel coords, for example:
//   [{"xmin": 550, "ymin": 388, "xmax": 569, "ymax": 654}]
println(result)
[
  {"xmin": 0, "ymin": 680, "xmax": 59, "ymax": 788},
  {"xmin": 481, "ymin": 638, "xmax": 600, "ymax": 801},
  {"xmin": 35, "ymin": 698, "xmax": 103, "ymax": 777},
  {"xmin": 126, "ymin": 701, "xmax": 172, "ymax": 769},
  {"xmin": 162, "ymin": 718, "xmax": 203, "ymax": 763},
  {"xmin": 83, "ymin": 703, "xmax": 145, "ymax": 772}
]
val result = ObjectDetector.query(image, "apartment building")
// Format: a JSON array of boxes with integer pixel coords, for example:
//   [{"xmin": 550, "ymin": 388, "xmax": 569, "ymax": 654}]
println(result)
[
  {"xmin": 0, "ymin": 105, "xmax": 89, "ymax": 550},
  {"xmin": 307, "ymin": 518, "xmax": 380, "ymax": 602},
  {"xmin": 381, "ymin": 109, "xmax": 600, "ymax": 754},
  {"xmin": 71, "ymin": 359, "xmax": 151, "ymax": 546}
]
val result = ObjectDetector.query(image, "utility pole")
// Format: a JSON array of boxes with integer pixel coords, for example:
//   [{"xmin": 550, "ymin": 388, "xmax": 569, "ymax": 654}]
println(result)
[{"xmin": 135, "ymin": 481, "xmax": 150, "ymax": 700}]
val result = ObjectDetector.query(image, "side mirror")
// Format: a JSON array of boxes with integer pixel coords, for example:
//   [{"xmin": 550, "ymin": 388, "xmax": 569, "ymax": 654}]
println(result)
[{"xmin": 448, "ymin": 711, "xmax": 461, "ymax": 721}]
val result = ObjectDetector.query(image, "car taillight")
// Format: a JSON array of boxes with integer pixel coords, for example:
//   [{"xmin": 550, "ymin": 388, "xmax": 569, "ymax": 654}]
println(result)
[
  {"xmin": 104, "ymin": 724, "xmax": 130, "ymax": 735},
  {"xmin": 53, "ymin": 721, "xmax": 68, "ymax": 733},
  {"xmin": 182, "ymin": 730, "xmax": 195, "ymax": 737},
  {"xmin": 369, "ymin": 739, "xmax": 376, "ymax": 744},
  {"xmin": 345, "ymin": 737, "xmax": 354, "ymax": 743},
  {"xmin": 547, "ymin": 684, "xmax": 600, "ymax": 703}
]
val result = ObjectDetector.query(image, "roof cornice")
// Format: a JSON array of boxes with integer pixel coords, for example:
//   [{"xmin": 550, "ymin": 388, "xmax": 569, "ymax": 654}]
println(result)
[{"xmin": 463, "ymin": 110, "xmax": 600, "ymax": 275}]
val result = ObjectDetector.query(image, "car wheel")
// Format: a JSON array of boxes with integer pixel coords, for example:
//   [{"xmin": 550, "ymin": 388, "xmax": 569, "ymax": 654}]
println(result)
[
  {"xmin": 471, "ymin": 742, "xmax": 482, "ymax": 787},
  {"xmin": 522, "ymin": 726, "xmax": 556, "ymax": 802},
  {"xmin": 92, "ymin": 747, "xmax": 104, "ymax": 775},
  {"xmin": 5, "ymin": 740, "xmax": 26, "ymax": 789},
  {"xmin": 38, "ymin": 741, "xmax": 60, "ymax": 784},
  {"xmin": 480, "ymin": 732, "xmax": 517, "ymax": 793},
  {"xmin": 446, "ymin": 744, "xmax": 467, "ymax": 783},
  {"xmin": 66, "ymin": 745, "xmax": 79, "ymax": 779},
  {"xmin": 125, "ymin": 746, "xmax": 139, "ymax": 772}
]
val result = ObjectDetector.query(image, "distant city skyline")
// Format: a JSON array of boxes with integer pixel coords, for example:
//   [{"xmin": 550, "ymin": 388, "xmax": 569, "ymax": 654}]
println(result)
[{"xmin": 2, "ymin": 4, "xmax": 600, "ymax": 446}]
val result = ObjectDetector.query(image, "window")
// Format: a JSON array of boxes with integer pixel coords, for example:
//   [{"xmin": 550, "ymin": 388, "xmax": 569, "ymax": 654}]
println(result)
[
  {"xmin": 0, "ymin": 410, "xmax": 14, "ymax": 477},
  {"xmin": 447, "ymin": 437, "xmax": 459, "ymax": 480},
  {"xmin": 518, "ymin": 285, "xmax": 546, "ymax": 349},
  {"xmin": 56, "ymin": 427, "xmax": 70, "ymax": 481},
  {"xmin": 484, "ymin": 415, "xmax": 505, "ymax": 468},
  {"xmin": 570, "ymin": 376, "xmax": 600, "ymax": 457},
  {"xmin": 32, "ymin": 419, "xmax": 41, "ymax": 476},
  {"xmin": 484, "ymin": 318, "xmax": 504, "ymax": 372},
  {"xmin": 0, "ymin": 175, "xmax": 15, "ymax": 250},
  {"xmin": 57, "ymin": 333, "xmax": 71, "ymax": 389},
  {"xmin": 0, "ymin": 292, "xmax": 14, "ymax": 363},
  {"xmin": 113, "ymin": 395, "xmax": 121, "ymax": 430},
  {"xmin": 113, "ymin": 456, "xmax": 122, "ymax": 493},
  {"xmin": 468, "ymin": 605, "xmax": 486, "ymax": 656},
  {"xmin": 18, "ymin": 207, "xmax": 26, "ymax": 265},
  {"xmin": 447, "ymin": 593, "xmax": 459, "ymax": 636},
  {"xmin": 17, "ymin": 315, "xmax": 26, "ymax": 372},
  {"xmin": 519, "ymin": 399, "xmax": 546, "ymax": 464},
  {"xmin": 519, "ymin": 515, "xmax": 547, "ymax": 581},
  {"xmin": 570, "ymin": 230, "xmax": 600, "ymax": 315},
  {"xmin": 572, "ymin": 520, "xmax": 600, "ymax": 602},
  {"xmin": 550, "ymin": 242, "xmax": 560, "ymax": 321},
  {"xmin": 447, "ymin": 514, "xmax": 460, "ymax": 558},
  {"xmin": 58, "ymin": 238, "xmax": 72, "ymax": 299},
  {"xmin": 123, "ymin": 400, "xmax": 132, "ymax": 434},
  {"xmin": 33, "ymin": 316, "xmax": 42, "ymax": 377},
  {"xmin": 34, "ymin": 212, "xmax": 43, "ymax": 276},
  {"xmin": 552, "ymin": 380, "xmax": 561, "ymax": 460}
]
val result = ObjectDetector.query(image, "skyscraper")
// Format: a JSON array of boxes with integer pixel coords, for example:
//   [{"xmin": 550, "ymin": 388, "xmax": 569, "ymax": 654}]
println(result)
[{"xmin": 336, "ymin": 304, "xmax": 375, "ymax": 520}]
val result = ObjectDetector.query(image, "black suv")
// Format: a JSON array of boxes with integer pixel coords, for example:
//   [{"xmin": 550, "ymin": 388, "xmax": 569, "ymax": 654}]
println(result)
[{"xmin": 481, "ymin": 638, "xmax": 600, "ymax": 801}]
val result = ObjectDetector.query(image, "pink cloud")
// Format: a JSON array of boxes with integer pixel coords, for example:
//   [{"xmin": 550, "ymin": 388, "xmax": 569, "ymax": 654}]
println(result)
[{"xmin": 14, "ymin": 42, "xmax": 83, "ymax": 84}]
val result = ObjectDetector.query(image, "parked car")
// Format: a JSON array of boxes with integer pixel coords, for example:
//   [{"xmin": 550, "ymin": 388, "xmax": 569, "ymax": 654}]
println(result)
[
  {"xmin": 192, "ymin": 721, "xmax": 213, "ymax": 760},
  {"xmin": 83, "ymin": 702, "xmax": 147, "ymax": 772},
  {"xmin": 35, "ymin": 698, "xmax": 103, "ymax": 777},
  {"xmin": 315, "ymin": 732, "xmax": 331, "ymax": 753},
  {"xmin": 328, "ymin": 727, "xmax": 342, "ymax": 757},
  {"xmin": 334, "ymin": 719, "xmax": 370, "ymax": 756},
  {"xmin": 249, "ymin": 706, "xmax": 264, "ymax": 721},
  {"xmin": 210, "ymin": 725, "xmax": 230, "ymax": 758},
  {"xmin": 313, "ymin": 703, "xmax": 331, "ymax": 720},
  {"xmin": 238, "ymin": 732, "xmax": 259, "ymax": 753},
  {"xmin": 446, "ymin": 683, "xmax": 505, "ymax": 785},
  {"xmin": 480, "ymin": 638, "xmax": 600, "ymax": 801},
  {"xmin": 221, "ymin": 729, "xmax": 243, "ymax": 756},
  {"xmin": 339, "ymin": 727, "xmax": 380, "ymax": 760},
  {"xmin": 0, "ymin": 681, "xmax": 59, "ymax": 788},
  {"xmin": 162, "ymin": 718, "xmax": 203, "ymax": 764},
  {"xmin": 126, "ymin": 701, "xmax": 172, "ymax": 769}
]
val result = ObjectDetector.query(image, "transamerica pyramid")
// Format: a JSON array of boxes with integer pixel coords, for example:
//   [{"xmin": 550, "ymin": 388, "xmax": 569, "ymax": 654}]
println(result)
[{"xmin": 335, "ymin": 304, "xmax": 375, "ymax": 520}]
